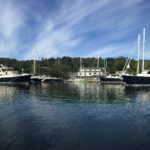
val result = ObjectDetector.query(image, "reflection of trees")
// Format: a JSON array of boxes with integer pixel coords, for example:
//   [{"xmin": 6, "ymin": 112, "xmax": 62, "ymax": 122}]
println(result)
[
  {"xmin": 124, "ymin": 86, "xmax": 150, "ymax": 103},
  {"xmin": 69, "ymin": 83, "xmax": 150, "ymax": 104},
  {"xmin": 2, "ymin": 83, "xmax": 148, "ymax": 105},
  {"xmin": 71, "ymin": 82, "xmax": 101, "ymax": 99},
  {"xmin": 67, "ymin": 83, "xmax": 127, "ymax": 103},
  {"xmin": 100, "ymin": 84, "xmax": 126, "ymax": 103}
]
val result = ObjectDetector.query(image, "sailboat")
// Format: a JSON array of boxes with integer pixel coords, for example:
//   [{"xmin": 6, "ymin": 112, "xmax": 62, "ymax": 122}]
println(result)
[
  {"xmin": 30, "ymin": 46, "xmax": 43, "ymax": 83},
  {"xmin": 99, "ymin": 59, "xmax": 123, "ymax": 84},
  {"xmin": 99, "ymin": 73, "xmax": 123, "ymax": 84},
  {"xmin": 30, "ymin": 59, "xmax": 43, "ymax": 83},
  {"xmin": 122, "ymin": 28, "xmax": 150, "ymax": 86}
]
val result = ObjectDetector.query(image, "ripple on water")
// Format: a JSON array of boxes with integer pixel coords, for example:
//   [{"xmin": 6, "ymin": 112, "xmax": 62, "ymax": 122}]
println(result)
[{"xmin": 0, "ymin": 83, "xmax": 150, "ymax": 150}]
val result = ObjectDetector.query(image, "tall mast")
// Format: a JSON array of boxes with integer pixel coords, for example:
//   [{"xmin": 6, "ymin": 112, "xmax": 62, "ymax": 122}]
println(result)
[
  {"xmin": 80, "ymin": 57, "xmax": 82, "ymax": 69},
  {"xmin": 97, "ymin": 56, "xmax": 99, "ymax": 68},
  {"xmin": 104, "ymin": 59, "xmax": 107, "ymax": 75},
  {"xmin": 142, "ymin": 28, "xmax": 145, "ymax": 72},
  {"xmin": 33, "ymin": 46, "xmax": 36, "ymax": 75},
  {"xmin": 105, "ymin": 59, "xmax": 107, "ymax": 74},
  {"xmin": 137, "ymin": 34, "xmax": 141, "ymax": 74},
  {"xmin": 33, "ymin": 59, "xmax": 36, "ymax": 75},
  {"xmin": 57, "ymin": 57, "xmax": 60, "ymax": 65}
]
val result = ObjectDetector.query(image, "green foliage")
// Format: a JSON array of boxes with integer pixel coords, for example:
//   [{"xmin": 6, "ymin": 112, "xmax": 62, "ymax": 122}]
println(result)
[{"xmin": 0, "ymin": 57, "xmax": 150, "ymax": 79}]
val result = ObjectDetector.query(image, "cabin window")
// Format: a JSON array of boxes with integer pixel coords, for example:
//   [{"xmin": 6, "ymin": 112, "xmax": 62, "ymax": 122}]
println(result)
[
  {"xmin": 2, "ymin": 69, "xmax": 6, "ymax": 72},
  {"xmin": 148, "ymin": 71, "xmax": 150, "ymax": 74}
]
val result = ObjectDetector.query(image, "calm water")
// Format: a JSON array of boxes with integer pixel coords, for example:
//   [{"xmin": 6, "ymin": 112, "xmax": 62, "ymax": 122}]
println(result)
[{"xmin": 0, "ymin": 83, "xmax": 150, "ymax": 150}]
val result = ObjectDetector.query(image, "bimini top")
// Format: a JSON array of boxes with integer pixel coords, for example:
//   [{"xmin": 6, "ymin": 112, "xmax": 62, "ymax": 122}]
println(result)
[{"xmin": 137, "ymin": 70, "xmax": 150, "ymax": 77}]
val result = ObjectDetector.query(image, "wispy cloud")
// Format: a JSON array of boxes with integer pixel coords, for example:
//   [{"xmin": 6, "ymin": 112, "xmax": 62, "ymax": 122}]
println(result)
[
  {"xmin": 0, "ymin": 0, "xmax": 149, "ymax": 59},
  {"xmin": 0, "ymin": 0, "xmax": 26, "ymax": 57}
]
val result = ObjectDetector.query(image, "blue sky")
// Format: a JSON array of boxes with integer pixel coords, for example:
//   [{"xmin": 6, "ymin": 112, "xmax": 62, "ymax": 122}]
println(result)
[{"xmin": 0, "ymin": 0, "xmax": 150, "ymax": 60}]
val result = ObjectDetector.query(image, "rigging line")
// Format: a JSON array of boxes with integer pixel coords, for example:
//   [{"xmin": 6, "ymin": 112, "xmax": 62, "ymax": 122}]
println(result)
[
  {"xmin": 122, "ymin": 38, "xmax": 138, "ymax": 72},
  {"xmin": 125, "ymin": 46, "xmax": 137, "ymax": 73}
]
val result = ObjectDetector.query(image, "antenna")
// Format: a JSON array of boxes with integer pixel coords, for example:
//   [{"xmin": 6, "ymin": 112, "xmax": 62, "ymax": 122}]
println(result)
[
  {"xmin": 142, "ymin": 28, "xmax": 145, "ymax": 72},
  {"xmin": 137, "ymin": 34, "xmax": 141, "ymax": 74}
]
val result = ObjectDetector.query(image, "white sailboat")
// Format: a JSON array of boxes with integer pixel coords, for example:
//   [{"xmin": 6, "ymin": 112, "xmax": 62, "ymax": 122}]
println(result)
[{"xmin": 30, "ymin": 59, "xmax": 43, "ymax": 83}]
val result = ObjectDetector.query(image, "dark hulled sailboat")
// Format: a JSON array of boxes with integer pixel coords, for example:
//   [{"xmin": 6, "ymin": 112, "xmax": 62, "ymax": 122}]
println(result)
[
  {"xmin": 122, "ymin": 70, "xmax": 150, "ymax": 86},
  {"xmin": 100, "ymin": 75, "xmax": 123, "ymax": 84},
  {"xmin": 123, "ymin": 28, "xmax": 150, "ymax": 86}
]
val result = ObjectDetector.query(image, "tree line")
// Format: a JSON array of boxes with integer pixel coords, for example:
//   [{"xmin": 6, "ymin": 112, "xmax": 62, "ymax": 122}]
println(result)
[{"xmin": 0, "ymin": 57, "xmax": 150, "ymax": 79}]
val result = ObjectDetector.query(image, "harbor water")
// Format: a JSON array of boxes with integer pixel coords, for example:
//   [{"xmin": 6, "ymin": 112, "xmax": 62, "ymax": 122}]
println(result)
[{"xmin": 0, "ymin": 83, "xmax": 150, "ymax": 150}]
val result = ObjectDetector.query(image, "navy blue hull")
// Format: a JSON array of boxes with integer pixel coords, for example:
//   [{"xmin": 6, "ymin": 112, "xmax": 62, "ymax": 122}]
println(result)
[
  {"xmin": 122, "ymin": 75, "xmax": 150, "ymax": 86},
  {"xmin": 0, "ymin": 75, "xmax": 31, "ymax": 83},
  {"xmin": 100, "ymin": 76, "xmax": 123, "ymax": 84}
]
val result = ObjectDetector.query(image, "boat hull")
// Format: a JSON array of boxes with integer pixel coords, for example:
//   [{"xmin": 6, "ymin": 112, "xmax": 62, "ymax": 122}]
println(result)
[
  {"xmin": 122, "ymin": 75, "xmax": 150, "ymax": 86},
  {"xmin": 100, "ymin": 76, "xmax": 123, "ymax": 84},
  {"xmin": 43, "ymin": 78, "xmax": 63, "ymax": 83},
  {"xmin": 0, "ymin": 75, "xmax": 31, "ymax": 83},
  {"xmin": 30, "ymin": 76, "xmax": 42, "ymax": 84}
]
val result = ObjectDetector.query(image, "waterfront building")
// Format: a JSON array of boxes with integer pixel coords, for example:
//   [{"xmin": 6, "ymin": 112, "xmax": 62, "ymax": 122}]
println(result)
[{"xmin": 77, "ymin": 67, "xmax": 106, "ymax": 78}]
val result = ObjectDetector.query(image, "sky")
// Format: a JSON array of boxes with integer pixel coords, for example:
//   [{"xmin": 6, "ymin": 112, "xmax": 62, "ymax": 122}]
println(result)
[{"xmin": 0, "ymin": 0, "xmax": 150, "ymax": 60}]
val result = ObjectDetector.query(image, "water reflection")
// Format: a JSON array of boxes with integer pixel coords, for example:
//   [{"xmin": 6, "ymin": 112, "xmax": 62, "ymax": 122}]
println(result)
[
  {"xmin": 0, "ymin": 83, "xmax": 150, "ymax": 105},
  {"xmin": 0, "ymin": 84, "xmax": 29, "ymax": 106},
  {"xmin": 0, "ymin": 83, "xmax": 150, "ymax": 150},
  {"xmin": 124, "ymin": 86, "xmax": 150, "ymax": 104},
  {"xmin": 67, "ymin": 83, "xmax": 125, "ymax": 103}
]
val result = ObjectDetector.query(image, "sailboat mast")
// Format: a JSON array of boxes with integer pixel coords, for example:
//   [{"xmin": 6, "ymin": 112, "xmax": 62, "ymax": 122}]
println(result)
[
  {"xmin": 33, "ymin": 59, "xmax": 36, "ymax": 75},
  {"xmin": 80, "ymin": 57, "xmax": 82, "ymax": 69},
  {"xmin": 142, "ymin": 28, "xmax": 145, "ymax": 72},
  {"xmin": 104, "ymin": 59, "xmax": 107, "ymax": 75},
  {"xmin": 33, "ymin": 46, "xmax": 37, "ymax": 75},
  {"xmin": 137, "ymin": 34, "xmax": 141, "ymax": 74},
  {"xmin": 97, "ymin": 56, "xmax": 99, "ymax": 68}
]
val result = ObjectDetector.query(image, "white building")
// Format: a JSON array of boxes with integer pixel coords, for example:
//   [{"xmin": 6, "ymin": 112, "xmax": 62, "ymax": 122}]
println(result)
[{"xmin": 77, "ymin": 67, "xmax": 106, "ymax": 78}]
